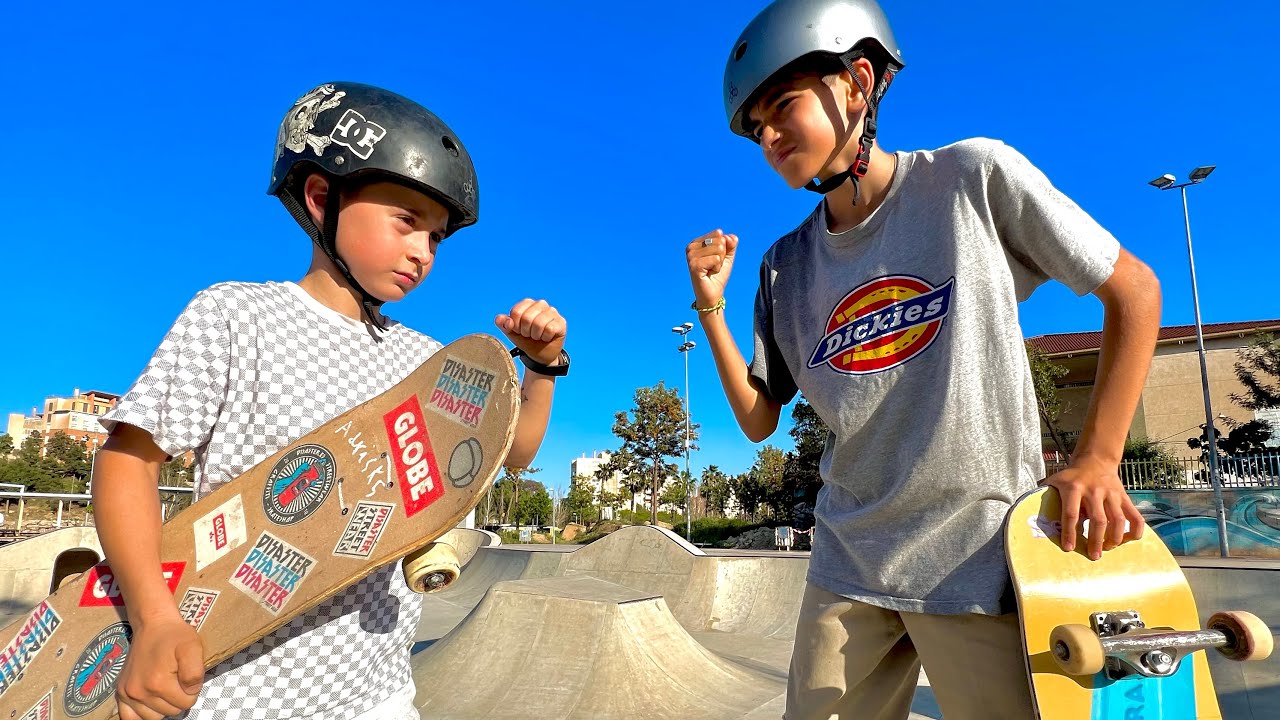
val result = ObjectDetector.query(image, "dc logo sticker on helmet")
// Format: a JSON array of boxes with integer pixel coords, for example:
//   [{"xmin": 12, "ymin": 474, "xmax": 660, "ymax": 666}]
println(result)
[
  {"xmin": 330, "ymin": 108, "xmax": 387, "ymax": 160},
  {"xmin": 808, "ymin": 275, "xmax": 954, "ymax": 375},
  {"xmin": 279, "ymin": 84, "xmax": 346, "ymax": 157}
]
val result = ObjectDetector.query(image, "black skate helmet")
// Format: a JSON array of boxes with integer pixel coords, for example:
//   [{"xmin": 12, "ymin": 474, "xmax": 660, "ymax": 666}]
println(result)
[{"xmin": 268, "ymin": 82, "xmax": 479, "ymax": 328}]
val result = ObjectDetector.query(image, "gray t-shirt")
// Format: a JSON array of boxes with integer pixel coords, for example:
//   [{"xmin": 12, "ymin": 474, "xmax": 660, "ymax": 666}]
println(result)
[
  {"xmin": 750, "ymin": 138, "xmax": 1119, "ymax": 614},
  {"xmin": 102, "ymin": 281, "xmax": 440, "ymax": 719}
]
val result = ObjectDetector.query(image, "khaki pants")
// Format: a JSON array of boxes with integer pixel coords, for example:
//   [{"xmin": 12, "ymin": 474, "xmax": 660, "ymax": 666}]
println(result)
[{"xmin": 786, "ymin": 583, "xmax": 1035, "ymax": 720}]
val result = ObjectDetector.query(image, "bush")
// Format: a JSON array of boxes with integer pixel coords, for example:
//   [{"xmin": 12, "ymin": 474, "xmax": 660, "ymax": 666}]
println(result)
[{"xmin": 684, "ymin": 516, "xmax": 762, "ymax": 545}]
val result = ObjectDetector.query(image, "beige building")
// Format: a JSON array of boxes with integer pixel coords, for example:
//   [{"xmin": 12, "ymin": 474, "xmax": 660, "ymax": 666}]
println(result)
[
  {"xmin": 1028, "ymin": 320, "xmax": 1280, "ymax": 460},
  {"xmin": 4, "ymin": 388, "xmax": 120, "ymax": 454},
  {"xmin": 571, "ymin": 450, "xmax": 623, "ymax": 497}
]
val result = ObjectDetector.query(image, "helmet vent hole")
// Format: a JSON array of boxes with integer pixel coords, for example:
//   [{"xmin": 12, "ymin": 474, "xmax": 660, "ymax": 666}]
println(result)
[
  {"xmin": 733, "ymin": 42, "xmax": 748, "ymax": 62},
  {"xmin": 441, "ymin": 136, "xmax": 460, "ymax": 157}
]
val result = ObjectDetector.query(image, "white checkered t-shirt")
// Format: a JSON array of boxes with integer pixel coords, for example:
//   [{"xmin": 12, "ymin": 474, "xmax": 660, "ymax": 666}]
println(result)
[{"xmin": 102, "ymin": 281, "xmax": 441, "ymax": 719}]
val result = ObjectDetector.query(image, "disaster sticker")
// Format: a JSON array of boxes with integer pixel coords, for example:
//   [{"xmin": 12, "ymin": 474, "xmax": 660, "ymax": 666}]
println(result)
[
  {"xmin": 334, "ymin": 501, "xmax": 394, "ymax": 558},
  {"xmin": 229, "ymin": 532, "xmax": 316, "ymax": 615},
  {"xmin": 0, "ymin": 601, "xmax": 62, "ymax": 698}
]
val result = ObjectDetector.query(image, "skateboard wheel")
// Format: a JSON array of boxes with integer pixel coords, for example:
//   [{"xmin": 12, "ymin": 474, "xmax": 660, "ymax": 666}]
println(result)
[
  {"xmin": 402, "ymin": 541, "xmax": 461, "ymax": 594},
  {"xmin": 1208, "ymin": 611, "xmax": 1274, "ymax": 662},
  {"xmin": 1051, "ymin": 624, "xmax": 1105, "ymax": 675}
]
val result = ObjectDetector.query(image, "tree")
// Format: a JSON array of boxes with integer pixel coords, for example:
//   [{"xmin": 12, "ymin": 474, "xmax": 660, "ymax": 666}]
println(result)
[
  {"xmin": 660, "ymin": 471, "xmax": 694, "ymax": 516},
  {"xmin": 44, "ymin": 432, "xmax": 90, "ymax": 480},
  {"xmin": 1026, "ymin": 342, "xmax": 1072, "ymax": 458},
  {"xmin": 481, "ymin": 466, "xmax": 542, "ymax": 526},
  {"xmin": 731, "ymin": 472, "xmax": 765, "ymax": 522},
  {"xmin": 0, "ymin": 434, "xmax": 13, "ymax": 456},
  {"xmin": 612, "ymin": 383, "xmax": 697, "ymax": 525},
  {"xmin": 698, "ymin": 466, "xmax": 732, "ymax": 517},
  {"xmin": 780, "ymin": 399, "xmax": 828, "ymax": 527},
  {"xmin": 564, "ymin": 474, "xmax": 596, "ymax": 525},
  {"xmin": 598, "ymin": 490, "xmax": 624, "ymax": 520},
  {"xmin": 160, "ymin": 456, "xmax": 194, "ymax": 487},
  {"xmin": 1121, "ymin": 437, "xmax": 1186, "ymax": 489},
  {"xmin": 516, "ymin": 483, "xmax": 553, "ymax": 527},
  {"xmin": 1230, "ymin": 334, "xmax": 1280, "ymax": 411},
  {"xmin": 1186, "ymin": 420, "xmax": 1276, "ymax": 483},
  {"xmin": 753, "ymin": 445, "xmax": 789, "ymax": 519},
  {"xmin": 18, "ymin": 431, "xmax": 43, "ymax": 465}
]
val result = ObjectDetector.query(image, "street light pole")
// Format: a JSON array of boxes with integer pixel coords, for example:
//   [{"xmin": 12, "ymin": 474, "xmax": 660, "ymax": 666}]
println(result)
[
  {"xmin": 1149, "ymin": 166, "xmax": 1229, "ymax": 557},
  {"xmin": 672, "ymin": 322, "xmax": 695, "ymax": 540}
]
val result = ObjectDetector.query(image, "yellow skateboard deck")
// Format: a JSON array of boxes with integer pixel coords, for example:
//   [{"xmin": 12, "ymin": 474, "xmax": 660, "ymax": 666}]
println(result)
[
  {"xmin": 0, "ymin": 334, "xmax": 519, "ymax": 720},
  {"xmin": 1006, "ymin": 486, "xmax": 1223, "ymax": 719}
]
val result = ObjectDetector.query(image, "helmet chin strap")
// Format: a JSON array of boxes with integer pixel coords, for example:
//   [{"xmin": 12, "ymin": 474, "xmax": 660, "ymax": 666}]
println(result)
[
  {"xmin": 319, "ymin": 182, "xmax": 389, "ymax": 335},
  {"xmin": 803, "ymin": 52, "xmax": 897, "ymax": 206}
]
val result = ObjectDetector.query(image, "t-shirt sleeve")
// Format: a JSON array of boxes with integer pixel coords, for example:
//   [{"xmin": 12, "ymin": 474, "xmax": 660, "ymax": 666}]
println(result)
[
  {"xmin": 100, "ymin": 289, "xmax": 231, "ymax": 458},
  {"xmin": 749, "ymin": 258, "xmax": 799, "ymax": 406},
  {"xmin": 986, "ymin": 142, "xmax": 1121, "ymax": 300}
]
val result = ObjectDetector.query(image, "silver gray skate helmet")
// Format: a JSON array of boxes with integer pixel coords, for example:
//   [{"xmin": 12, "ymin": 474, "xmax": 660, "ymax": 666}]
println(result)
[
  {"xmin": 724, "ymin": 0, "xmax": 903, "ymax": 138},
  {"xmin": 723, "ymin": 0, "xmax": 905, "ymax": 201}
]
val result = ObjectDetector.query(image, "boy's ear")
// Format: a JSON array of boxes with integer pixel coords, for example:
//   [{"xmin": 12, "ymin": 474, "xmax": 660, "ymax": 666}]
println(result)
[
  {"xmin": 840, "ymin": 57, "xmax": 877, "ymax": 115},
  {"xmin": 303, "ymin": 174, "xmax": 331, "ymax": 227}
]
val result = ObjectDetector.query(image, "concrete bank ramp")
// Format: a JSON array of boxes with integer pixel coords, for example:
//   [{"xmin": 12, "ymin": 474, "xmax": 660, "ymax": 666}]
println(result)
[
  {"xmin": 0, "ymin": 527, "xmax": 102, "ymax": 627},
  {"xmin": 413, "ymin": 576, "xmax": 784, "ymax": 719}
]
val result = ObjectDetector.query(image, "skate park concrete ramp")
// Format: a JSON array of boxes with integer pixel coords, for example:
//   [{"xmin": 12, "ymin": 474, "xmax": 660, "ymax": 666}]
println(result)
[
  {"xmin": 414, "ymin": 576, "xmax": 783, "ymax": 719},
  {"xmin": 0, "ymin": 526, "xmax": 101, "ymax": 628},
  {"xmin": 413, "ymin": 527, "xmax": 938, "ymax": 719},
  {"xmin": 413, "ymin": 526, "xmax": 1279, "ymax": 720}
]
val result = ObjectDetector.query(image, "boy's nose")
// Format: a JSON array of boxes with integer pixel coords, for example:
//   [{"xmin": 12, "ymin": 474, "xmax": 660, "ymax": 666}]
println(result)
[
  {"xmin": 760, "ymin": 124, "xmax": 780, "ymax": 148},
  {"xmin": 406, "ymin": 235, "xmax": 430, "ymax": 263}
]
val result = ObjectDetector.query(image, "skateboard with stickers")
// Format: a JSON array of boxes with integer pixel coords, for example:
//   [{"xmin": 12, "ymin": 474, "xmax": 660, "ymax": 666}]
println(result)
[
  {"xmin": 1005, "ymin": 486, "xmax": 1274, "ymax": 719},
  {"xmin": 0, "ymin": 333, "xmax": 519, "ymax": 720}
]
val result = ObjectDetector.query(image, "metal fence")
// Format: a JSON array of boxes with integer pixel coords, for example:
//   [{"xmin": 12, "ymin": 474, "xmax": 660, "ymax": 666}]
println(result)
[{"xmin": 1046, "ymin": 453, "xmax": 1280, "ymax": 491}]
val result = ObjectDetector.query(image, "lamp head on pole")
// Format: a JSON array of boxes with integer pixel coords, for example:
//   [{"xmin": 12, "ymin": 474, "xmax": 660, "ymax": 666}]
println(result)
[
  {"xmin": 1188, "ymin": 165, "xmax": 1215, "ymax": 182},
  {"xmin": 1148, "ymin": 174, "xmax": 1176, "ymax": 190},
  {"xmin": 679, "ymin": 341, "xmax": 696, "ymax": 352}
]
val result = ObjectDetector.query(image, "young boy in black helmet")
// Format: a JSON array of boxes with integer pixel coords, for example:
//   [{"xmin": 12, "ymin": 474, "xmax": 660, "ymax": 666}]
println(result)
[
  {"xmin": 685, "ymin": 1, "xmax": 1162, "ymax": 717},
  {"xmin": 92, "ymin": 82, "xmax": 570, "ymax": 720}
]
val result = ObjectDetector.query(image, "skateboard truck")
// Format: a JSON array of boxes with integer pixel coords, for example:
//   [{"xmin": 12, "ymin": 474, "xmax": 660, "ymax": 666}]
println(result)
[{"xmin": 1050, "ymin": 609, "xmax": 1273, "ymax": 678}]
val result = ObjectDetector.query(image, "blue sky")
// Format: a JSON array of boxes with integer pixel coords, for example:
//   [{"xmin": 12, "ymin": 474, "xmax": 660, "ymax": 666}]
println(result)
[{"xmin": 2, "ymin": 1, "xmax": 1275, "ymax": 495}]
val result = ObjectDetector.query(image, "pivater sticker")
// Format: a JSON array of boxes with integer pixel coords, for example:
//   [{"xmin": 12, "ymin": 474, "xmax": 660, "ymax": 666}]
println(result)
[{"xmin": 262, "ymin": 444, "xmax": 337, "ymax": 525}]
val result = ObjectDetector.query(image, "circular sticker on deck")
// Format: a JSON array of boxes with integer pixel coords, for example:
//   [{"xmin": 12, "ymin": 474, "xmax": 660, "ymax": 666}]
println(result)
[
  {"xmin": 448, "ymin": 437, "xmax": 484, "ymax": 488},
  {"xmin": 262, "ymin": 444, "xmax": 337, "ymax": 525},
  {"xmin": 63, "ymin": 622, "xmax": 132, "ymax": 717}
]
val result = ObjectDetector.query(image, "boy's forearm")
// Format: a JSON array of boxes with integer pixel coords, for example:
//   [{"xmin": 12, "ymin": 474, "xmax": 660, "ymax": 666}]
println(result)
[
  {"xmin": 1072, "ymin": 253, "xmax": 1162, "ymax": 467},
  {"xmin": 91, "ymin": 447, "xmax": 182, "ymax": 624},
  {"xmin": 505, "ymin": 373, "xmax": 555, "ymax": 468},
  {"xmin": 699, "ymin": 312, "xmax": 781, "ymax": 442}
]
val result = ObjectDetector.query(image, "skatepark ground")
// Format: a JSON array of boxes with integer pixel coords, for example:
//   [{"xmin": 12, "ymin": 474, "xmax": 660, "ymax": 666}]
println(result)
[{"xmin": 1, "ymin": 526, "xmax": 1276, "ymax": 719}]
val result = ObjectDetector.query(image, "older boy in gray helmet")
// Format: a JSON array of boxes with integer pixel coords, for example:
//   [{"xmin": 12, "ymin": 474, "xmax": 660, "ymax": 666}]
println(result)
[{"xmin": 684, "ymin": 1, "xmax": 1162, "ymax": 717}]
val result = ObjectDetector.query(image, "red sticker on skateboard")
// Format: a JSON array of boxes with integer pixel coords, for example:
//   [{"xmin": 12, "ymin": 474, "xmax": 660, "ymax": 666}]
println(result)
[
  {"xmin": 79, "ymin": 562, "xmax": 186, "ymax": 608},
  {"xmin": 384, "ymin": 395, "xmax": 444, "ymax": 517}
]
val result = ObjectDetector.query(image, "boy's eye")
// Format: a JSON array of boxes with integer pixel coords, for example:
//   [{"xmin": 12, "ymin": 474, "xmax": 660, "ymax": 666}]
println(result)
[
  {"xmin": 397, "ymin": 215, "xmax": 416, "ymax": 228},
  {"xmin": 430, "ymin": 232, "xmax": 444, "ymax": 245}
]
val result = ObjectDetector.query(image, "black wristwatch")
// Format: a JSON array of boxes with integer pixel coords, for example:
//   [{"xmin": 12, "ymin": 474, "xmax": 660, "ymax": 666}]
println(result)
[{"xmin": 510, "ymin": 348, "xmax": 570, "ymax": 377}]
